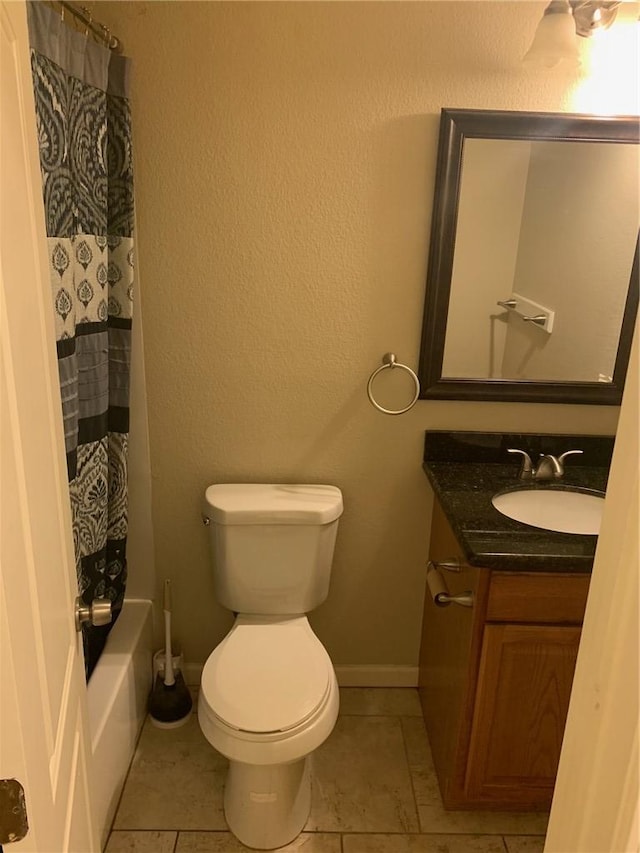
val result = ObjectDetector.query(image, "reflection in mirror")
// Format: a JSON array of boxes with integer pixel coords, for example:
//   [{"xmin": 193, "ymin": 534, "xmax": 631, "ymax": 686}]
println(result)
[
  {"xmin": 419, "ymin": 109, "xmax": 639, "ymax": 405},
  {"xmin": 443, "ymin": 139, "xmax": 638, "ymax": 383}
]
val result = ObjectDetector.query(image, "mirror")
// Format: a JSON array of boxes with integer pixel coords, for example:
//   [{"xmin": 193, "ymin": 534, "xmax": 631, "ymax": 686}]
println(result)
[{"xmin": 419, "ymin": 109, "xmax": 639, "ymax": 404}]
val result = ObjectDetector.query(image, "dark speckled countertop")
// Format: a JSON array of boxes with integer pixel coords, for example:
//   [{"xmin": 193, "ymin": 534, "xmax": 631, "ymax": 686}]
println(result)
[{"xmin": 423, "ymin": 431, "xmax": 614, "ymax": 573}]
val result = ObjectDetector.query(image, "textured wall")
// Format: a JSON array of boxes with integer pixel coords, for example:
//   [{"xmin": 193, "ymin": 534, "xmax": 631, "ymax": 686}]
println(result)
[{"xmin": 96, "ymin": 1, "xmax": 623, "ymax": 668}]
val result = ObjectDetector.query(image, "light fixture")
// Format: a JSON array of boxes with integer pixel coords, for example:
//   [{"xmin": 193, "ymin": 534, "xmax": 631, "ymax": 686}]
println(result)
[
  {"xmin": 570, "ymin": 0, "xmax": 620, "ymax": 36},
  {"xmin": 524, "ymin": 0, "xmax": 621, "ymax": 68}
]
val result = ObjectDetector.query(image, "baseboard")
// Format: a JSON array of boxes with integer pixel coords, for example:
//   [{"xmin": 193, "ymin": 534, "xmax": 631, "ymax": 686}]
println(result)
[
  {"xmin": 184, "ymin": 662, "xmax": 418, "ymax": 689},
  {"xmin": 334, "ymin": 665, "xmax": 419, "ymax": 687}
]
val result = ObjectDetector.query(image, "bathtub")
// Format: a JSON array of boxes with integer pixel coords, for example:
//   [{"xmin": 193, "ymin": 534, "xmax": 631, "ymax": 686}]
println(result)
[{"xmin": 87, "ymin": 598, "xmax": 153, "ymax": 848}]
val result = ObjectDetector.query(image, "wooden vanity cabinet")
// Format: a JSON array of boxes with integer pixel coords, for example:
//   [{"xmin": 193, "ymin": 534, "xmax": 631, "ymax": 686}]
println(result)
[{"xmin": 418, "ymin": 500, "xmax": 591, "ymax": 811}]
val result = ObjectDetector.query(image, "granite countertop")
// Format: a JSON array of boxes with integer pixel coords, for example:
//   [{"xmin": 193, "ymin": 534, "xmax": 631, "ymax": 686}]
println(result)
[{"xmin": 423, "ymin": 431, "xmax": 614, "ymax": 573}]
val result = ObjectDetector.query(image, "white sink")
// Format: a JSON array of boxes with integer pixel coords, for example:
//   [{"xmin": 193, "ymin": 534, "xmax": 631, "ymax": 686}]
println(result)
[{"xmin": 491, "ymin": 488, "xmax": 605, "ymax": 535}]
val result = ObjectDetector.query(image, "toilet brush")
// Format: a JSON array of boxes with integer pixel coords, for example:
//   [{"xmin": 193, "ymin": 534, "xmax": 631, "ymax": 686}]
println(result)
[{"xmin": 148, "ymin": 579, "xmax": 193, "ymax": 728}]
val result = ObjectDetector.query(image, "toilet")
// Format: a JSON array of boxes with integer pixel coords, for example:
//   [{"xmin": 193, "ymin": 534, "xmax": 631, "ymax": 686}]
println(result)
[{"xmin": 198, "ymin": 483, "xmax": 343, "ymax": 850}]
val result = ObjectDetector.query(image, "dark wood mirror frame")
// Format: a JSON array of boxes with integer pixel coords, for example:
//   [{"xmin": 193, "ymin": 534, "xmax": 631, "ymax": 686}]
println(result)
[{"xmin": 418, "ymin": 108, "xmax": 639, "ymax": 405}]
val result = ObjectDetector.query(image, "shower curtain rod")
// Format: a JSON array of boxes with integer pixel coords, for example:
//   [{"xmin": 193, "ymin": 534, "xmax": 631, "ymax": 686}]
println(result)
[{"xmin": 57, "ymin": 1, "xmax": 121, "ymax": 51}]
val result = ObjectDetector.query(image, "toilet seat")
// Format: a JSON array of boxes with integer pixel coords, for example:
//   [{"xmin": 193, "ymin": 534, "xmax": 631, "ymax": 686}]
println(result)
[{"xmin": 201, "ymin": 616, "xmax": 332, "ymax": 734}]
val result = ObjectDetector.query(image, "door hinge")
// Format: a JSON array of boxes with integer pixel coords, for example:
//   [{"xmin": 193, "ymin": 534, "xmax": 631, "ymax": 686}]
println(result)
[{"xmin": 0, "ymin": 779, "xmax": 29, "ymax": 844}]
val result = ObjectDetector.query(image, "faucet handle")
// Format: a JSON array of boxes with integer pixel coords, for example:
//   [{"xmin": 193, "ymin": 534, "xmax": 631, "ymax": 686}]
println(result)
[
  {"xmin": 535, "ymin": 449, "xmax": 583, "ymax": 480},
  {"xmin": 558, "ymin": 450, "xmax": 583, "ymax": 464},
  {"xmin": 507, "ymin": 448, "xmax": 534, "ymax": 479}
]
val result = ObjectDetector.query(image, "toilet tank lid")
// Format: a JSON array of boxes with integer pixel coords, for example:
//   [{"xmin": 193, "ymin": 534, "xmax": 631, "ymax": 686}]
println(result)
[{"xmin": 204, "ymin": 484, "xmax": 343, "ymax": 525}]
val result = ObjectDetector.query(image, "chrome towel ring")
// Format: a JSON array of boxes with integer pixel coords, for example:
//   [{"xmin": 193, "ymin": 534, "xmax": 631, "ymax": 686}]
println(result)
[{"xmin": 367, "ymin": 353, "xmax": 420, "ymax": 415}]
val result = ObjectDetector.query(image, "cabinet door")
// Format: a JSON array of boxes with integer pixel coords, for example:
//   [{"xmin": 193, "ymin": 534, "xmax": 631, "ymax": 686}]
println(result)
[
  {"xmin": 418, "ymin": 501, "xmax": 485, "ymax": 806},
  {"xmin": 465, "ymin": 623, "xmax": 581, "ymax": 808}
]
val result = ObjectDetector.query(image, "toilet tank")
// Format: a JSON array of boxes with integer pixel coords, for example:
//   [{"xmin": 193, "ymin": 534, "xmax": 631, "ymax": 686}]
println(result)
[{"xmin": 203, "ymin": 484, "xmax": 343, "ymax": 615}]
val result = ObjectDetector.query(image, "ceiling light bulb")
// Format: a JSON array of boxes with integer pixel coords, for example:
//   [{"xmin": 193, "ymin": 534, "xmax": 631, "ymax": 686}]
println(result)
[
  {"xmin": 524, "ymin": 6, "xmax": 581, "ymax": 68},
  {"xmin": 570, "ymin": 0, "xmax": 621, "ymax": 37}
]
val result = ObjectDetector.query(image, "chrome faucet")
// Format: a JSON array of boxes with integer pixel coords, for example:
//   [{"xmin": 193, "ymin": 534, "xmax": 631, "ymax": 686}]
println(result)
[
  {"xmin": 508, "ymin": 448, "xmax": 583, "ymax": 480},
  {"xmin": 507, "ymin": 448, "xmax": 535, "ymax": 479}
]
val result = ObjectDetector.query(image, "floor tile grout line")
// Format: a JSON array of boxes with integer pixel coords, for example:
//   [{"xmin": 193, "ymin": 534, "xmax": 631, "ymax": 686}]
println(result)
[
  {"xmin": 111, "ymin": 828, "xmax": 543, "ymax": 836},
  {"xmin": 337, "ymin": 830, "xmax": 522, "ymax": 837},
  {"xmin": 399, "ymin": 714, "xmax": 424, "ymax": 832}
]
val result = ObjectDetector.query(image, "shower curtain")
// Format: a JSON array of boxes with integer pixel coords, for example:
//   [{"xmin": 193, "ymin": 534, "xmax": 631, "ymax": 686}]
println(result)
[{"xmin": 27, "ymin": 2, "xmax": 135, "ymax": 678}]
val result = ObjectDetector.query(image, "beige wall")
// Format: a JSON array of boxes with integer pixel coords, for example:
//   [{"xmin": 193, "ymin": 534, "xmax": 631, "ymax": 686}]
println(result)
[{"xmin": 95, "ymin": 1, "xmax": 624, "ymax": 669}]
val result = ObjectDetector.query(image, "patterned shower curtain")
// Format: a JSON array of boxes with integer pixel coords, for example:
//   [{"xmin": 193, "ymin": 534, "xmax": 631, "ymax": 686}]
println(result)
[{"xmin": 27, "ymin": 2, "xmax": 135, "ymax": 678}]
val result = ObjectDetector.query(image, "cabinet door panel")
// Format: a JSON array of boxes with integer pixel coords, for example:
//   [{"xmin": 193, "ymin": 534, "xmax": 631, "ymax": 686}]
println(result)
[{"xmin": 465, "ymin": 623, "xmax": 581, "ymax": 807}]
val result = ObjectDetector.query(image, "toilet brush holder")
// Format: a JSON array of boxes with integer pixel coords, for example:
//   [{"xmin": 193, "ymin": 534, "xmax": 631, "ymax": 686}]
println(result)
[{"xmin": 153, "ymin": 648, "xmax": 184, "ymax": 680}]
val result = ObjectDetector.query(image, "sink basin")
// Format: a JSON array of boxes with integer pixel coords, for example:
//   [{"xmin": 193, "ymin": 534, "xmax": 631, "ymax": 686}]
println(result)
[{"xmin": 491, "ymin": 488, "xmax": 605, "ymax": 535}]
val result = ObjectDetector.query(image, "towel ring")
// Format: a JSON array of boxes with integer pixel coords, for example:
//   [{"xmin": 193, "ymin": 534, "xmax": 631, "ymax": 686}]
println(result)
[{"xmin": 367, "ymin": 353, "xmax": 420, "ymax": 415}]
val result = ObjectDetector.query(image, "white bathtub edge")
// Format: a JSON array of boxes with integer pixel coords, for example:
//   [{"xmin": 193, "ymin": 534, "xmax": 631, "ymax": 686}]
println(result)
[{"xmin": 87, "ymin": 598, "xmax": 153, "ymax": 849}]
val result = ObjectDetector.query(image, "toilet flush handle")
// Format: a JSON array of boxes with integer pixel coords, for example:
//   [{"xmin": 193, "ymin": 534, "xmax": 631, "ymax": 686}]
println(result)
[{"xmin": 201, "ymin": 515, "xmax": 211, "ymax": 526}]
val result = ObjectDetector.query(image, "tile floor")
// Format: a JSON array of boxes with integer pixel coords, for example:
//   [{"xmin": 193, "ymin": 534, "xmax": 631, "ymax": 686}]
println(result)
[{"xmin": 106, "ymin": 688, "xmax": 547, "ymax": 853}]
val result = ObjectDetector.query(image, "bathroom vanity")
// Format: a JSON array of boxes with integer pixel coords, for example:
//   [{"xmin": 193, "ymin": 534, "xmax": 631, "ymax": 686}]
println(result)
[{"xmin": 418, "ymin": 431, "xmax": 613, "ymax": 811}]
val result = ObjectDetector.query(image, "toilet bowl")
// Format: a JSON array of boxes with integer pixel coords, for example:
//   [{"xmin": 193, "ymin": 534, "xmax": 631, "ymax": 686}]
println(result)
[
  {"xmin": 198, "ymin": 484, "xmax": 343, "ymax": 849},
  {"xmin": 198, "ymin": 615, "xmax": 339, "ymax": 849}
]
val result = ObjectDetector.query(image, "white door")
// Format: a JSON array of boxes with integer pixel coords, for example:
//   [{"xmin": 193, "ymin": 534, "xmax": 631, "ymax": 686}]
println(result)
[{"xmin": 0, "ymin": 2, "xmax": 98, "ymax": 850}]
